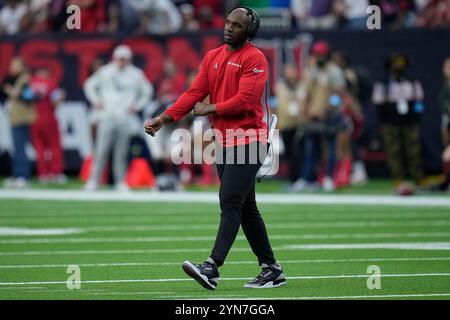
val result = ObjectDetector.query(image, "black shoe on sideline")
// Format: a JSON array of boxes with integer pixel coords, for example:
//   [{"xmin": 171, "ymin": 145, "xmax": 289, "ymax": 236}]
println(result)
[
  {"xmin": 182, "ymin": 260, "xmax": 219, "ymax": 290},
  {"xmin": 244, "ymin": 264, "xmax": 286, "ymax": 289}
]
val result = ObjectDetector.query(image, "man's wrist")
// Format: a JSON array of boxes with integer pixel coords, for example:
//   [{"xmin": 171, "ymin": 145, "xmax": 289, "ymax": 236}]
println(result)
[
  {"xmin": 208, "ymin": 104, "xmax": 216, "ymax": 115},
  {"xmin": 159, "ymin": 113, "xmax": 174, "ymax": 125}
]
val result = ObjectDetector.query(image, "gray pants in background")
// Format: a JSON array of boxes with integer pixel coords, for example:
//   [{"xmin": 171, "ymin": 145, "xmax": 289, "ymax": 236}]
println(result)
[{"xmin": 89, "ymin": 118, "xmax": 132, "ymax": 185}]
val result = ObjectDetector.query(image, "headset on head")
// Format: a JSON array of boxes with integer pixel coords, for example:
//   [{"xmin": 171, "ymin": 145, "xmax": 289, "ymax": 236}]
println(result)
[{"xmin": 227, "ymin": 6, "xmax": 260, "ymax": 41}]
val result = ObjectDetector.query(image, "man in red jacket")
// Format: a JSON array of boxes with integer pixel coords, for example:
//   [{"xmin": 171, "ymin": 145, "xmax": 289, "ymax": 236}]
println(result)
[{"xmin": 145, "ymin": 7, "xmax": 286, "ymax": 290}]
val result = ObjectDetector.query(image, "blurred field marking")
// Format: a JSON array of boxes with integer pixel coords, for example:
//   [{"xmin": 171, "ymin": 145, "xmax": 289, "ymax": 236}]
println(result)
[
  {"xmin": 1, "ymin": 257, "xmax": 450, "ymax": 269},
  {"xmin": 1, "ymin": 190, "xmax": 450, "ymax": 207},
  {"xmin": 87, "ymin": 292, "xmax": 178, "ymax": 296},
  {"xmin": 164, "ymin": 293, "xmax": 450, "ymax": 300},
  {"xmin": 1, "ymin": 273, "xmax": 450, "ymax": 286},
  {"xmin": 88, "ymin": 293, "xmax": 243, "ymax": 297},
  {"xmin": 83, "ymin": 220, "xmax": 450, "ymax": 230},
  {"xmin": 0, "ymin": 227, "xmax": 83, "ymax": 236},
  {"xmin": 2, "ymin": 232, "xmax": 450, "ymax": 244},
  {"xmin": 2, "ymin": 220, "xmax": 449, "ymax": 233},
  {"xmin": 0, "ymin": 287, "xmax": 46, "ymax": 290},
  {"xmin": 2, "ymin": 242, "xmax": 450, "ymax": 256},
  {"xmin": 4, "ymin": 214, "xmax": 450, "ymax": 225},
  {"xmin": 1, "ymin": 208, "xmax": 449, "ymax": 218}
]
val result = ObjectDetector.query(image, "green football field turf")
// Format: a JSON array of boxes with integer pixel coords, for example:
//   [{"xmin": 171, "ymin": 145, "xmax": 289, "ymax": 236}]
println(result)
[{"xmin": 0, "ymin": 198, "xmax": 450, "ymax": 300}]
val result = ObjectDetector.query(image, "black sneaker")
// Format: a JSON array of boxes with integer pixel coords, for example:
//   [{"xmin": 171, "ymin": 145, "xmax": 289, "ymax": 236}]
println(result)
[
  {"xmin": 182, "ymin": 260, "xmax": 219, "ymax": 290},
  {"xmin": 244, "ymin": 264, "xmax": 286, "ymax": 289}
]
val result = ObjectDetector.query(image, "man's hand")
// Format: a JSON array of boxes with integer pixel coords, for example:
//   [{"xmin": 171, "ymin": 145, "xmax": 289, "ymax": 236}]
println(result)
[
  {"xmin": 193, "ymin": 102, "xmax": 216, "ymax": 116},
  {"xmin": 129, "ymin": 104, "xmax": 140, "ymax": 114},
  {"xmin": 144, "ymin": 113, "xmax": 173, "ymax": 137},
  {"xmin": 93, "ymin": 101, "xmax": 103, "ymax": 110}
]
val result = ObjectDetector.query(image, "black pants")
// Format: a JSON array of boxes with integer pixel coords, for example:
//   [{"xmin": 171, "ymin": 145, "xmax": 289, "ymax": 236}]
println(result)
[
  {"xmin": 281, "ymin": 127, "xmax": 303, "ymax": 183},
  {"xmin": 210, "ymin": 143, "xmax": 276, "ymax": 267}
]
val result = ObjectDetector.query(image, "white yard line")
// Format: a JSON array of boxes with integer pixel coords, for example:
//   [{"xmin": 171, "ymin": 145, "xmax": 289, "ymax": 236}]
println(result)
[
  {"xmin": 283, "ymin": 242, "xmax": 450, "ymax": 250},
  {"xmin": 81, "ymin": 220, "xmax": 450, "ymax": 231},
  {"xmin": 169, "ymin": 293, "xmax": 450, "ymax": 300},
  {"xmin": 0, "ymin": 248, "xmax": 215, "ymax": 256},
  {"xmin": 0, "ymin": 227, "xmax": 83, "ymax": 236},
  {"xmin": 1, "ymin": 257, "xmax": 450, "ymax": 269},
  {"xmin": 2, "ymin": 242, "xmax": 450, "ymax": 256},
  {"xmin": 1, "ymin": 189, "xmax": 450, "ymax": 207},
  {"xmin": 2, "ymin": 232, "xmax": 450, "ymax": 244},
  {"xmin": 1, "ymin": 273, "xmax": 450, "ymax": 286},
  {"xmin": 2, "ymin": 221, "xmax": 450, "ymax": 233}
]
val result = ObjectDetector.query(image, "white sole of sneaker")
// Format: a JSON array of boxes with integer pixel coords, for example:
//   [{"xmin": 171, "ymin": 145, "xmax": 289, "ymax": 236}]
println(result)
[
  {"xmin": 182, "ymin": 261, "xmax": 217, "ymax": 290},
  {"xmin": 244, "ymin": 279, "xmax": 287, "ymax": 289}
]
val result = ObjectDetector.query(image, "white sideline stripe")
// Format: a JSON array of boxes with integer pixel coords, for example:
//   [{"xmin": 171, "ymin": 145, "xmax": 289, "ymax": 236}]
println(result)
[
  {"xmin": 0, "ymin": 227, "xmax": 83, "ymax": 236},
  {"xmin": 1, "ymin": 257, "xmax": 450, "ymax": 269},
  {"xmin": 87, "ymin": 292, "xmax": 177, "ymax": 296},
  {"xmin": 2, "ymin": 273, "xmax": 450, "ymax": 286},
  {"xmin": 2, "ymin": 232, "xmax": 450, "ymax": 244},
  {"xmin": 2, "ymin": 189, "xmax": 450, "ymax": 207},
  {"xmin": 283, "ymin": 242, "xmax": 450, "ymax": 250},
  {"xmin": 172, "ymin": 293, "xmax": 450, "ymax": 300},
  {"xmin": 2, "ymin": 242, "xmax": 450, "ymax": 256}
]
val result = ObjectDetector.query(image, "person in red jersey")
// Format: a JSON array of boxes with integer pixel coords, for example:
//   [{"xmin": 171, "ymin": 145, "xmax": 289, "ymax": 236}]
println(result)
[
  {"xmin": 145, "ymin": 7, "xmax": 286, "ymax": 290},
  {"xmin": 29, "ymin": 67, "xmax": 66, "ymax": 184}
]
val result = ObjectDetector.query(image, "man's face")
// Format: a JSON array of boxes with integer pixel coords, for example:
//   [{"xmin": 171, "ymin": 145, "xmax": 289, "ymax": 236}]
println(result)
[
  {"xmin": 115, "ymin": 58, "xmax": 128, "ymax": 70},
  {"xmin": 283, "ymin": 64, "xmax": 298, "ymax": 82},
  {"xmin": 224, "ymin": 8, "xmax": 251, "ymax": 47}
]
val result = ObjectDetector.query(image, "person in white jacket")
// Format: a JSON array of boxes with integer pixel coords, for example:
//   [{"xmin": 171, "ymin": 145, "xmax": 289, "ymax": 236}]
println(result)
[{"xmin": 83, "ymin": 45, "xmax": 153, "ymax": 191}]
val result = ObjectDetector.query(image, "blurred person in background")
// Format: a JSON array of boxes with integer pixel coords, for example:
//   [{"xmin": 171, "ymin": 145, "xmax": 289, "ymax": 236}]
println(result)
[
  {"xmin": 437, "ymin": 57, "xmax": 450, "ymax": 191},
  {"xmin": 275, "ymin": 63, "xmax": 306, "ymax": 186},
  {"xmin": 179, "ymin": 3, "xmax": 200, "ymax": 31},
  {"xmin": 197, "ymin": 4, "xmax": 225, "ymax": 29},
  {"xmin": 128, "ymin": 0, "xmax": 182, "ymax": 35},
  {"xmin": 372, "ymin": 53, "xmax": 425, "ymax": 195},
  {"xmin": 292, "ymin": 41, "xmax": 346, "ymax": 192},
  {"xmin": 335, "ymin": 0, "xmax": 370, "ymax": 30},
  {"xmin": 2, "ymin": 57, "xmax": 36, "ymax": 188},
  {"xmin": 291, "ymin": 0, "xmax": 338, "ymax": 29},
  {"xmin": 27, "ymin": 0, "xmax": 51, "ymax": 33},
  {"xmin": 86, "ymin": 57, "xmax": 106, "ymax": 145},
  {"xmin": 157, "ymin": 59, "xmax": 187, "ymax": 104},
  {"xmin": 194, "ymin": 0, "xmax": 224, "ymax": 14},
  {"xmin": 0, "ymin": 0, "xmax": 28, "ymax": 35},
  {"xmin": 373, "ymin": 0, "xmax": 417, "ymax": 29},
  {"xmin": 416, "ymin": 0, "xmax": 450, "ymax": 28},
  {"xmin": 47, "ymin": 0, "xmax": 67, "ymax": 32},
  {"xmin": 29, "ymin": 67, "xmax": 66, "ymax": 184},
  {"xmin": 145, "ymin": 59, "xmax": 189, "ymax": 191},
  {"xmin": 83, "ymin": 45, "xmax": 153, "ymax": 191},
  {"xmin": 331, "ymin": 51, "xmax": 367, "ymax": 186}
]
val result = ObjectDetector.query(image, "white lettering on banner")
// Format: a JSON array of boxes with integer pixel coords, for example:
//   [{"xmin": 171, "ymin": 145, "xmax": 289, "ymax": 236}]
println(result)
[{"xmin": 0, "ymin": 102, "xmax": 93, "ymax": 159}]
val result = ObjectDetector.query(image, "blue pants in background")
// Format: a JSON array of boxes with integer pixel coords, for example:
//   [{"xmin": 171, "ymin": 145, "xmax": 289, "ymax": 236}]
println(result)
[{"xmin": 11, "ymin": 125, "xmax": 31, "ymax": 180}]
